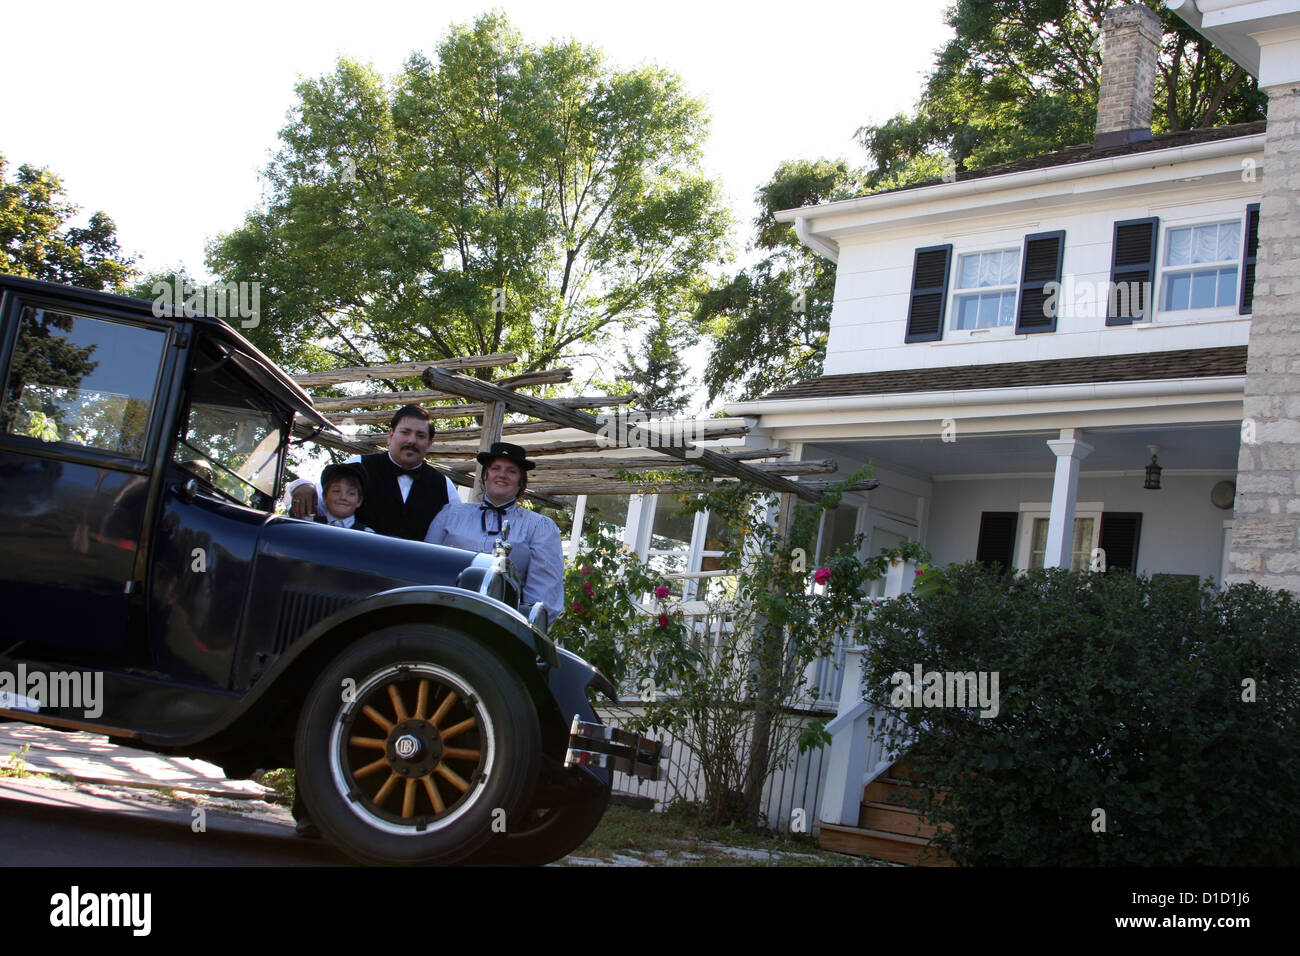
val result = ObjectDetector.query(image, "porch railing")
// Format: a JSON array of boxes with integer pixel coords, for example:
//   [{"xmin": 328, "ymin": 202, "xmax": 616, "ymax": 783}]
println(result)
[{"xmin": 818, "ymin": 559, "xmax": 919, "ymax": 828}]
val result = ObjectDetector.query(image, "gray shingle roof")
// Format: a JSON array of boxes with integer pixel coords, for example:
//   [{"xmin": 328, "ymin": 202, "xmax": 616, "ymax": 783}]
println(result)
[
  {"xmin": 754, "ymin": 346, "xmax": 1248, "ymax": 402},
  {"xmin": 868, "ymin": 122, "xmax": 1266, "ymax": 198}
]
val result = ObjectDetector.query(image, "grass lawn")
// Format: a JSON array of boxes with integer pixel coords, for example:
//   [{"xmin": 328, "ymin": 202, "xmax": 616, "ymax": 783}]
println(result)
[{"xmin": 561, "ymin": 802, "xmax": 888, "ymax": 867}]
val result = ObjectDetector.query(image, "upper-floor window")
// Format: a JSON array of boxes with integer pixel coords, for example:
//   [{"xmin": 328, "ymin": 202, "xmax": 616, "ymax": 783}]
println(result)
[
  {"xmin": 951, "ymin": 249, "xmax": 1020, "ymax": 330},
  {"xmin": 1160, "ymin": 220, "xmax": 1241, "ymax": 311},
  {"xmin": 905, "ymin": 232, "xmax": 1063, "ymax": 342}
]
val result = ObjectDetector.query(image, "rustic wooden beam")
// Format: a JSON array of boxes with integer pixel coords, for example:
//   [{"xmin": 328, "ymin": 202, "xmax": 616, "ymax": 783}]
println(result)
[
  {"xmin": 314, "ymin": 389, "xmax": 631, "ymax": 415},
  {"xmin": 526, "ymin": 474, "xmax": 879, "ymax": 496},
  {"xmin": 292, "ymin": 354, "xmax": 517, "ymax": 388},
  {"xmin": 290, "ymin": 421, "xmax": 373, "ymax": 456},
  {"xmin": 311, "ymin": 388, "xmax": 458, "ymax": 412},
  {"xmin": 789, "ymin": 478, "xmax": 879, "ymax": 492},
  {"xmin": 424, "ymin": 435, "xmax": 765, "ymax": 458},
  {"xmin": 439, "ymin": 457, "xmax": 835, "ymax": 477},
  {"xmin": 428, "ymin": 420, "xmax": 570, "ymax": 442},
  {"xmin": 324, "ymin": 395, "xmax": 634, "ymax": 427},
  {"xmin": 424, "ymin": 368, "xmax": 820, "ymax": 502},
  {"xmin": 494, "ymin": 367, "xmax": 573, "ymax": 389}
]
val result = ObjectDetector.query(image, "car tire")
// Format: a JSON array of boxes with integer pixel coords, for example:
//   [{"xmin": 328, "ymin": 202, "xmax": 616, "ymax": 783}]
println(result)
[
  {"xmin": 294, "ymin": 624, "xmax": 540, "ymax": 866},
  {"xmin": 469, "ymin": 773, "xmax": 612, "ymax": 866}
]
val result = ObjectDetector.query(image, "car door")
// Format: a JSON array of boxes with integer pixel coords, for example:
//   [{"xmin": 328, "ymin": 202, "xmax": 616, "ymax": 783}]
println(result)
[
  {"xmin": 0, "ymin": 291, "xmax": 178, "ymax": 666},
  {"xmin": 146, "ymin": 331, "xmax": 291, "ymax": 688}
]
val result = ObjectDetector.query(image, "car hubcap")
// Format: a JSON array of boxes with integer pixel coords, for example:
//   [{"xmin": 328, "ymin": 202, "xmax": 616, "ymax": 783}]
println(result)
[{"xmin": 329, "ymin": 663, "xmax": 494, "ymax": 836}]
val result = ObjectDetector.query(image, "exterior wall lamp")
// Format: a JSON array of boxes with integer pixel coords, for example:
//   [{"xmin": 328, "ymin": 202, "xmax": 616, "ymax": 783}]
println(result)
[{"xmin": 1144, "ymin": 444, "xmax": 1162, "ymax": 490}]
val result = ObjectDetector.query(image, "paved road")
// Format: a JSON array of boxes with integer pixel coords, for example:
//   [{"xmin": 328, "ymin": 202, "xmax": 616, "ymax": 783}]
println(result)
[{"xmin": 0, "ymin": 776, "xmax": 348, "ymax": 866}]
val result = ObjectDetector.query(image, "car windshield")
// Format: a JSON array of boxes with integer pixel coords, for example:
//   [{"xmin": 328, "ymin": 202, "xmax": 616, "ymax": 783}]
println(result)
[{"xmin": 174, "ymin": 339, "xmax": 289, "ymax": 509}]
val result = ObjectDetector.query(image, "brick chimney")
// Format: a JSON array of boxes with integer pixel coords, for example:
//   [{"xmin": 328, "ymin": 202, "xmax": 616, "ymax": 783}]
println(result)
[{"xmin": 1094, "ymin": 3, "xmax": 1163, "ymax": 149}]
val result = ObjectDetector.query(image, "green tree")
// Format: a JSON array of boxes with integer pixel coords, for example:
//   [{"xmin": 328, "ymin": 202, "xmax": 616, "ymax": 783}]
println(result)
[
  {"xmin": 693, "ymin": 159, "xmax": 861, "ymax": 403},
  {"xmin": 615, "ymin": 314, "xmax": 694, "ymax": 415},
  {"xmin": 858, "ymin": 0, "xmax": 1266, "ymax": 189},
  {"xmin": 0, "ymin": 154, "xmax": 137, "ymax": 291},
  {"xmin": 209, "ymin": 13, "xmax": 731, "ymax": 377}
]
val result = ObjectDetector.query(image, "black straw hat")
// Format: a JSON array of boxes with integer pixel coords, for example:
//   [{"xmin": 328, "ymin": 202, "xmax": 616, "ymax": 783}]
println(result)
[{"xmin": 475, "ymin": 441, "xmax": 536, "ymax": 472}]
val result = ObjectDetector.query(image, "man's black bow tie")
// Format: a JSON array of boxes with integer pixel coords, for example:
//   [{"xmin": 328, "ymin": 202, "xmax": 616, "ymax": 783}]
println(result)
[
  {"xmin": 386, "ymin": 456, "xmax": 422, "ymax": 476},
  {"xmin": 480, "ymin": 501, "xmax": 512, "ymax": 534}
]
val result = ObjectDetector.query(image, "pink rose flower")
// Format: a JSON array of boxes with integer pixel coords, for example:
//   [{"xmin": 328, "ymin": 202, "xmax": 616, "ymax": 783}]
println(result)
[
  {"xmin": 657, "ymin": 614, "xmax": 669, "ymax": 628},
  {"xmin": 572, "ymin": 601, "xmax": 583, "ymax": 614},
  {"xmin": 813, "ymin": 567, "xmax": 831, "ymax": 585},
  {"xmin": 582, "ymin": 581, "xmax": 594, "ymax": 595},
  {"xmin": 581, "ymin": 565, "xmax": 592, "ymax": 575},
  {"xmin": 654, "ymin": 584, "xmax": 670, "ymax": 599}
]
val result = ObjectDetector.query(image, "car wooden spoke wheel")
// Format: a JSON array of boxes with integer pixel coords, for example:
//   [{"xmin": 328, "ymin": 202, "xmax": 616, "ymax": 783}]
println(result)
[
  {"xmin": 295, "ymin": 624, "xmax": 540, "ymax": 866},
  {"xmin": 333, "ymin": 663, "xmax": 492, "ymax": 834}
]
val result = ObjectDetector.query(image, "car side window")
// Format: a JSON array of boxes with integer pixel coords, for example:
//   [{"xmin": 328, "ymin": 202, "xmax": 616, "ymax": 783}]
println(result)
[
  {"xmin": 0, "ymin": 305, "xmax": 166, "ymax": 458},
  {"xmin": 173, "ymin": 338, "xmax": 288, "ymax": 510}
]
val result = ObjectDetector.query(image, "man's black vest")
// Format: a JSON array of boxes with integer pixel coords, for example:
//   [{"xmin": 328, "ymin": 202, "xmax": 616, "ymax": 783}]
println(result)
[{"xmin": 353, "ymin": 453, "xmax": 450, "ymax": 541}]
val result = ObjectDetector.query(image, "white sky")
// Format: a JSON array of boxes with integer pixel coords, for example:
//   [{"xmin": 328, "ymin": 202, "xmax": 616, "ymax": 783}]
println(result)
[{"xmin": 2, "ymin": 0, "xmax": 953, "ymax": 409}]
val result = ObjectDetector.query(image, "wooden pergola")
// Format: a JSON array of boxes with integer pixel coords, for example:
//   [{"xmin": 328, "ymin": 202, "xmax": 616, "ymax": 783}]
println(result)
[{"xmin": 289, "ymin": 353, "xmax": 877, "ymax": 509}]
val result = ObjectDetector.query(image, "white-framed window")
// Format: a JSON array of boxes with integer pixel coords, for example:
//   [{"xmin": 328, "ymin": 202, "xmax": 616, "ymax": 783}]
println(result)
[
  {"xmin": 1159, "ymin": 220, "xmax": 1241, "ymax": 311},
  {"xmin": 950, "ymin": 248, "xmax": 1020, "ymax": 330},
  {"xmin": 1016, "ymin": 503, "xmax": 1102, "ymax": 571},
  {"xmin": 644, "ymin": 492, "xmax": 697, "ymax": 596}
]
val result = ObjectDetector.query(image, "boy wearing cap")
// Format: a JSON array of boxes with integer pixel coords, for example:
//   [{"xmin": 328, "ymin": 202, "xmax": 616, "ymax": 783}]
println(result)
[
  {"xmin": 317, "ymin": 462, "xmax": 374, "ymax": 532},
  {"xmin": 423, "ymin": 442, "xmax": 564, "ymax": 618}
]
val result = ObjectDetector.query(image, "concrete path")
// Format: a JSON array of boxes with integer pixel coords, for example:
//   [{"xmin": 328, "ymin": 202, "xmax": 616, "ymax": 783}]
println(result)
[{"xmin": 0, "ymin": 721, "xmax": 272, "ymax": 798}]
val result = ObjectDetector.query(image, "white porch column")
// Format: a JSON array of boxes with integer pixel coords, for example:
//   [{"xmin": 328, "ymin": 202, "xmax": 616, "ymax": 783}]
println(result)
[{"xmin": 1043, "ymin": 429, "xmax": 1093, "ymax": 569}]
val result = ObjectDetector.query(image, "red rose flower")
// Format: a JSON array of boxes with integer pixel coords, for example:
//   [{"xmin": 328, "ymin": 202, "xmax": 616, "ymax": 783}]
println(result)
[
  {"xmin": 572, "ymin": 601, "xmax": 583, "ymax": 614},
  {"xmin": 582, "ymin": 581, "xmax": 594, "ymax": 595},
  {"xmin": 813, "ymin": 567, "xmax": 831, "ymax": 585},
  {"xmin": 654, "ymin": 584, "xmax": 670, "ymax": 599},
  {"xmin": 657, "ymin": 614, "xmax": 669, "ymax": 628}
]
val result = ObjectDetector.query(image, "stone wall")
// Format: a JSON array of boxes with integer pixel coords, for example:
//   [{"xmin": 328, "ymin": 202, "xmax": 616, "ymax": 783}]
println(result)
[{"xmin": 1228, "ymin": 83, "xmax": 1300, "ymax": 592}]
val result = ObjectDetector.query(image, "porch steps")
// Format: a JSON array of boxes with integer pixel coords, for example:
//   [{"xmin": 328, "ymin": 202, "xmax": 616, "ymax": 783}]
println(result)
[{"xmin": 819, "ymin": 757, "xmax": 954, "ymax": 866}]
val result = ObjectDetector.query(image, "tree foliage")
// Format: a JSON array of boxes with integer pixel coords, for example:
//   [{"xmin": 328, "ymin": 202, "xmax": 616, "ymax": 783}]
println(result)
[
  {"xmin": 693, "ymin": 159, "xmax": 860, "ymax": 403},
  {"xmin": 0, "ymin": 154, "xmax": 136, "ymax": 291},
  {"xmin": 858, "ymin": 0, "xmax": 1266, "ymax": 189},
  {"xmin": 861, "ymin": 565, "xmax": 1300, "ymax": 865},
  {"xmin": 615, "ymin": 314, "xmax": 695, "ymax": 415},
  {"xmin": 209, "ymin": 13, "xmax": 730, "ymax": 378}
]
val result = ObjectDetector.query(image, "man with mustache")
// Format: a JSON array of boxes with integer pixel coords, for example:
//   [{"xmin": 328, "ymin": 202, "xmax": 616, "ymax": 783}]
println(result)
[{"xmin": 287, "ymin": 404, "xmax": 459, "ymax": 540}]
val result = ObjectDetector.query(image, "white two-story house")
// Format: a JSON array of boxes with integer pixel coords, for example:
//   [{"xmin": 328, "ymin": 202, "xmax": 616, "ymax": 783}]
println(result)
[{"xmin": 727, "ymin": 5, "xmax": 1266, "ymax": 587}]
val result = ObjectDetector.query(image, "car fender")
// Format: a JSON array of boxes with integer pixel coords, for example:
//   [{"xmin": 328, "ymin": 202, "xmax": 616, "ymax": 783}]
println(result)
[{"xmin": 140, "ymin": 586, "xmax": 557, "ymax": 750}]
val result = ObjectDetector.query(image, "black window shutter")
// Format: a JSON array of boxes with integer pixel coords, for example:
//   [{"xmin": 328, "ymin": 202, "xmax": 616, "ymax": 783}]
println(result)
[
  {"xmin": 1240, "ymin": 203, "xmax": 1260, "ymax": 315},
  {"xmin": 1098, "ymin": 512, "xmax": 1142, "ymax": 572},
  {"xmin": 1106, "ymin": 217, "xmax": 1158, "ymax": 326},
  {"xmin": 905, "ymin": 244, "xmax": 952, "ymax": 343},
  {"xmin": 975, "ymin": 512, "xmax": 1018, "ymax": 571},
  {"xmin": 1015, "ymin": 230, "xmax": 1066, "ymax": 334}
]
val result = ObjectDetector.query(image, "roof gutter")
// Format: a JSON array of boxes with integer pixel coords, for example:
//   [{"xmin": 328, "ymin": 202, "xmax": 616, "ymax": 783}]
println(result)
[
  {"xmin": 773, "ymin": 134, "xmax": 1266, "ymax": 229},
  {"xmin": 794, "ymin": 216, "xmax": 839, "ymax": 263},
  {"xmin": 725, "ymin": 375, "xmax": 1246, "ymax": 417}
]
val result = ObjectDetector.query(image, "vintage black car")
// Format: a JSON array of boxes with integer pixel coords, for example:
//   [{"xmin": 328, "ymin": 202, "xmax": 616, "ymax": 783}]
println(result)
[{"xmin": 0, "ymin": 274, "xmax": 661, "ymax": 865}]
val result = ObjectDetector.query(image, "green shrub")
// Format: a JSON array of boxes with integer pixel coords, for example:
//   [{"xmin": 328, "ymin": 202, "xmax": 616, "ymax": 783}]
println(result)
[{"xmin": 860, "ymin": 565, "xmax": 1300, "ymax": 865}]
